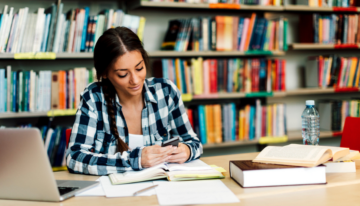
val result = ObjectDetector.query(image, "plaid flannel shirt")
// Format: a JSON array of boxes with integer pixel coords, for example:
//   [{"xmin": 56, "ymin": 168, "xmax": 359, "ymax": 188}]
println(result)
[{"xmin": 66, "ymin": 78, "xmax": 203, "ymax": 175}]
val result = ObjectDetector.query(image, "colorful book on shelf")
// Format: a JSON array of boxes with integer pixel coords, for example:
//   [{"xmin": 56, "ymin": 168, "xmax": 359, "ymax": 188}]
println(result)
[
  {"xmin": 159, "ymin": 58, "xmax": 286, "ymax": 97},
  {"xmin": 0, "ymin": 3, "xmax": 145, "ymax": 54},
  {"xmin": 162, "ymin": 13, "xmax": 287, "ymax": 52}
]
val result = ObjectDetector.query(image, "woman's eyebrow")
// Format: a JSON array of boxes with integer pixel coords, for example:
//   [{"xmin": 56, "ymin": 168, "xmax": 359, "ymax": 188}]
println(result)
[
  {"xmin": 115, "ymin": 60, "xmax": 144, "ymax": 71},
  {"xmin": 135, "ymin": 60, "xmax": 144, "ymax": 67}
]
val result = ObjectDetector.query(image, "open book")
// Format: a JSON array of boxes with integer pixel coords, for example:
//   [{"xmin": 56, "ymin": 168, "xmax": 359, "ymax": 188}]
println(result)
[
  {"xmin": 253, "ymin": 144, "xmax": 350, "ymax": 167},
  {"xmin": 109, "ymin": 160, "xmax": 224, "ymax": 185}
]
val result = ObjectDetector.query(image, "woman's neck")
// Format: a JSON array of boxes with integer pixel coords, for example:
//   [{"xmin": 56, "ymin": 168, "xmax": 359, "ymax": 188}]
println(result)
[{"xmin": 116, "ymin": 89, "xmax": 144, "ymax": 109}]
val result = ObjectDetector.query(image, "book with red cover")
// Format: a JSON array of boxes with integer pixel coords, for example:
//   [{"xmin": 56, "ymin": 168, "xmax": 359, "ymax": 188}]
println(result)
[
  {"xmin": 281, "ymin": 59, "xmax": 286, "ymax": 91},
  {"xmin": 209, "ymin": 59, "xmax": 218, "ymax": 93},
  {"xmin": 340, "ymin": 117, "xmax": 360, "ymax": 151},
  {"xmin": 229, "ymin": 160, "xmax": 326, "ymax": 188}
]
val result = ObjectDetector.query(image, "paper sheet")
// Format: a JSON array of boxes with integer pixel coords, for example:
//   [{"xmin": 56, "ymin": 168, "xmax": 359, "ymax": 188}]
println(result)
[
  {"xmin": 100, "ymin": 176, "xmax": 156, "ymax": 197},
  {"xmin": 155, "ymin": 180, "xmax": 240, "ymax": 205},
  {"xmin": 75, "ymin": 178, "xmax": 105, "ymax": 197}
]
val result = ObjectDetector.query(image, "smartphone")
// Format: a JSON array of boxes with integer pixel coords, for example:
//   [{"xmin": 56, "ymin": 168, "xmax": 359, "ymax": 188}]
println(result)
[{"xmin": 161, "ymin": 137, "xmax": 180, "ymax": 147}]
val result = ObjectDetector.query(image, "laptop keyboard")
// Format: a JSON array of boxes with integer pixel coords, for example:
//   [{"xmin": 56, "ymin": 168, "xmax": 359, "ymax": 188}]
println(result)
[{"xmin": 58, "ymin": 187, "xmax": 79, "ymax": 196}]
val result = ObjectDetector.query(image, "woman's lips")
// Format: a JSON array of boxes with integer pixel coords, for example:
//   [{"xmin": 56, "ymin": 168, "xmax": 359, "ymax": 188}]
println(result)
[{"xmin": 129, "ymin": 85, "xmax": 141, "ymax": 90}]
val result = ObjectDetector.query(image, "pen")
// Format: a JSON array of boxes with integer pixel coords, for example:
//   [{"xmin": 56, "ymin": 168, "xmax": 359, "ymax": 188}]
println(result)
[{"xmin": 133, "ymin": 185, "xmax": 158, "ymax": 196}]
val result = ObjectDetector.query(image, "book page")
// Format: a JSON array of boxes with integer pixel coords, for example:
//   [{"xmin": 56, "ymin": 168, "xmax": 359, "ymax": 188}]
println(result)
[
  {"xmin": 254, "ymin": 146, "xmax": 331, "ymax": 163},
  {"xmin": 166, "ymin": 159, "xmax": 212, "ymax": 171},
  {"xmin": 286, "ymin": 144, "xmax": 350, "ymax": 161}
]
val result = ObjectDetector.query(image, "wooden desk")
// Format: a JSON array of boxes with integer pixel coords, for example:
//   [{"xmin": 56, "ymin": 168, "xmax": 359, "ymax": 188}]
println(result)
[{"xmin": 1, "ymin": 152, "xmax": 360, "ymax": 206}]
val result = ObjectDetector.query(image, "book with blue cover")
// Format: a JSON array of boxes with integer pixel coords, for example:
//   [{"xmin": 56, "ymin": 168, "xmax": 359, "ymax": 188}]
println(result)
[{"xmin": 198, "ymin": 105, "xmax": 207, "ymax": 145}]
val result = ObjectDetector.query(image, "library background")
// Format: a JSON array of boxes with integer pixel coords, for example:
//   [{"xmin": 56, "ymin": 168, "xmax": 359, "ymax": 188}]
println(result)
[{"xmin": 0, "ymin": 0, "xmax": 360, "ymax": 171}]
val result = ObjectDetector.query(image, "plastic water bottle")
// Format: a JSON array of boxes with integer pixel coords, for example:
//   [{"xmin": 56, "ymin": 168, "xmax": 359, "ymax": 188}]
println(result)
[{"xmin": 301, "ymin": 100, "xmax": 320, "ymax": 145}]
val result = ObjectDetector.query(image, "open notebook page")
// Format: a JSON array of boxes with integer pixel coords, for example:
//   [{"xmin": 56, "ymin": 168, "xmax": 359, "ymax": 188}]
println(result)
[{"xmin": 165, "ymin": 159, "xmax": 212, "ymax": 171}]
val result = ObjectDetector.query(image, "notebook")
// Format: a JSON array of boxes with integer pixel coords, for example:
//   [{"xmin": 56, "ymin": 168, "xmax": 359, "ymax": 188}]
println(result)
[{"xmin": 109, "ymin": 160, "xmax": 224, "ymax": 185}]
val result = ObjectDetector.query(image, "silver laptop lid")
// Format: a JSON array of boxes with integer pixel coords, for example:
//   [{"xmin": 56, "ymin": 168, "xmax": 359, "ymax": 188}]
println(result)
[{"xmin": 0, "ymin": 128, "xmax": 61, "ymax": 202}]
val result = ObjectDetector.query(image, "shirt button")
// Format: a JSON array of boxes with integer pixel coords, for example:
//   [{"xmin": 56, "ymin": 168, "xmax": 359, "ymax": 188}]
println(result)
[{"xmin": 164, "ymin": 133, "xmax": 167, "ymax": 136}]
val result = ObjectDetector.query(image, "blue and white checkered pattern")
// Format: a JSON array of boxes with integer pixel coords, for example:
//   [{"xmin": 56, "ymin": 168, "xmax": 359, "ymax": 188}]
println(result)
[{"xmin": 66, "ymin": 78, "xmax": 203, "ymax": 175}]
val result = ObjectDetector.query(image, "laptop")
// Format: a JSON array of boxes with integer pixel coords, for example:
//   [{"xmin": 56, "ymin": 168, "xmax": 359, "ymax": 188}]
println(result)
[{"xmin": 0, "ymin": 128, "xmax": 99, "ymax": 202}]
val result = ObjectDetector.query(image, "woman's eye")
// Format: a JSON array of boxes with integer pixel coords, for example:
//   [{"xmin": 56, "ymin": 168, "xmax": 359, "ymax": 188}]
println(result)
[
  {"xmin": 118, "ymin": 74, "xmax": 127, "ymax": 78},
  {"xmin": 136, "ymin": 67, "xmax": 144, "ymax": 71}
]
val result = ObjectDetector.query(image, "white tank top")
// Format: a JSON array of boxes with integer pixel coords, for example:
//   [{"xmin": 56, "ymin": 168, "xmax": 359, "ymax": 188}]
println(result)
[{"xmin": 128, "ymin": 134, "xmax": 144, "ymax": 150}]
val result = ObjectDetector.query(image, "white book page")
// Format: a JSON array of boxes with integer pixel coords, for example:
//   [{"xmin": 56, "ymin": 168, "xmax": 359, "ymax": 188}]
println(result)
[
  {"xmin": 286, "ymin": 144, "xmax": 349, "ymax": 160},
  {"xmin": 100, "ymin": 176, "xmax": 156, "ymax": 197},
  {"xmin": 255, "ymin": 146, "xmax": 330, "ymax": 162},
  {"xmin": 75, "ymin": 178, "xmax": 105, "ymax": 197},
  {"xmin": 155, "ymin": 180, "xmax": 239, "ymax": 206},
  {"xmin": 166, "ymin": 159, "xmax": 212, "ymax": 171}
]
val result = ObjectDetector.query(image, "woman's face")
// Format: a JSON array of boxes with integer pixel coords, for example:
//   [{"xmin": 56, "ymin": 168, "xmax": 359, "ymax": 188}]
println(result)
[{"xmin": 106, "ymin": 50, "xmax": 147, "ymax": 98}]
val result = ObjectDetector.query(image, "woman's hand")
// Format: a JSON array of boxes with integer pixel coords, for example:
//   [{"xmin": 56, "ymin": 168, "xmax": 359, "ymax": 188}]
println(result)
[
  {"xmin": 141, "ymin": 145, "xmax": 174, "ymax": 168},
  {"xmin": 167, "ymin": 143, "xmax": 191, "ymax": 164}
]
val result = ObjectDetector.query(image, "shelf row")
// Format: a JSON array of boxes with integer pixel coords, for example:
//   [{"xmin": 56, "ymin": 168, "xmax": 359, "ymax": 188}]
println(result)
[
  {"xmin": 1, "ymin": 44, "xmax": 360, "ymax": 60},
  {"xmin": 0, "ymin": 87, "xmax": 358, "ymax": 119},
  {"xmin": 130, "ymin": 1, "xmax": 360, "ymax": 12},
  {"xmin": 202, "ymin": 130, "xmax": 342, "ymax": 149}
]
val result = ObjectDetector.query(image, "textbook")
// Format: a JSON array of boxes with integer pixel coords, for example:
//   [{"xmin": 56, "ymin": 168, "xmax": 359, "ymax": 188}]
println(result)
[
  {"xmin": 108, "ymin": 160, "xmax": 224, "ymax": 185},
  {"xmin": 253, "ymin": 144, "xmax": 350, "ymax": 167},
  {"xmin": 230, "ymin": 160, "xmax": 326, "ymax": 188}
]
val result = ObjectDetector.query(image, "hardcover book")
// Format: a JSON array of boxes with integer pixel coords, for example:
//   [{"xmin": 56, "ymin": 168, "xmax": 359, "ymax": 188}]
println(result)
[{"xmin": 230, "ymin": 160, "xmax": 326, "ymax": 188}]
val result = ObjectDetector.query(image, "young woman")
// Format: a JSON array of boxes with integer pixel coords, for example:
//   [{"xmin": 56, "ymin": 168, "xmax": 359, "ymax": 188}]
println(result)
[{"xmin": 66, "ymin": 27, "xmax": 202, "ymax": 175}]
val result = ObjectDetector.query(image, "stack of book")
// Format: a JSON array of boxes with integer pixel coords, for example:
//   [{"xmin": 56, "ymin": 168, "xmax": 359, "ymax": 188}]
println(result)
[
  {"xmin": 319, "ymin": 99, "xmax": 360, "ymax": 131},
  {"xmin": 161, "ymin": 14, "xmax": 288, "ymax": 52},
  {"xmin": 230, "ymin": 144, "xmax": 356, "ymax": 188},
  {"xmin": 296, "ymin": 0, "xmax": 359, "ymax": 7},
  {"xmin": 305, "ymin": 55, "xmax": 360, "ymax": 88},
  {"xmin": 299, "ymin": 14, "xmax": 360, "ymax": 44},
  {"xmin": 0, "ymin": 4, "xmax": 145, "ymax": 54},
  {"xmin": 0, "ymin": 66, "xmax": 96, "ymax": 113},
  {"xmin": 159, "ymin": 58, "xmax": 286, "ymax": 95},
  {"xmin": 187, "ymin": 100, "xmax": 287, "ymax": 145}
]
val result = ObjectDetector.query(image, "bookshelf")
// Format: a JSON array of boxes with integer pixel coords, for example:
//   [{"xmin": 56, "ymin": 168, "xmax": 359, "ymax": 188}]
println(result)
[
  {"xmin": 1, "ymin": 0, "xmax": 358, "ymax": 158},
  {"xmin": 290, "ymin": 43, "xmax": 360, "ymax": 50},
  {"xmin": 0, "ymin": 51, "xmax": 285, "ymax": 59},
  {"xmin": 202, "ymin": 130, "xmax": 342, "ymax": 149},
  {"xmin": 284, "ymin": 5, "xmax": 360, "ymax": 12},
  {"xmin": 128, "ymin": 1, "xmax": 284, "ymax": 11}
]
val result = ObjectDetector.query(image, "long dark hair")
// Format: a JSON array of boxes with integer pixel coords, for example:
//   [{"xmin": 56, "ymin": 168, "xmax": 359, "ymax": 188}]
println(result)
[{"xmin": 94, "ymin": 27, "xmax": 149, "ymax": 154}]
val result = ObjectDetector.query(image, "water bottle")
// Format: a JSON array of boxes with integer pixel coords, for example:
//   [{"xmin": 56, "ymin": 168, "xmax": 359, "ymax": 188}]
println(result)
[{"xmin": 301, "ymin": 100, "xmax": 320, "ymax": 145}]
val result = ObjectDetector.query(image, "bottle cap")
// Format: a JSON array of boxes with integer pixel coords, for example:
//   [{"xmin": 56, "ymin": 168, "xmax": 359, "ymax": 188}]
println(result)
[{"xmin": 306, "ymin": 100, "xmax": 315, "ymax": 106}]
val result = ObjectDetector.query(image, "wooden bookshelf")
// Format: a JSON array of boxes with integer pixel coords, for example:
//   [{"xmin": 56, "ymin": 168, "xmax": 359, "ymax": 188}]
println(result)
[
  {"xmin": 0, "ymin": 112, "xmax": 48, "ymax": 119},
  {"xmin": 0, "ymin": 51, "xmax": 285, "ymax": 59},
  {"xmin": 284, "ymin": 5, "xmax": 360, "ymax": 12},
  {"xmin": 148, "ymin": 50, "xmax": 285, "ymax": 57},
  {"xmin": 290, "ymin": 43, "xmax": 360, "ymax": 50},
  {"xmin": 202, "ymin": 130, "xmax": 342, "ymax": 149},
  {"xmin": 1, "ymin": 88, "xmax": 358, "ymax": 119},
  {"xmin": 284, "ymin": 88, "xmax": 336, "ymax": 96},
  {"xmin": 128, "ymin": 1, "xmax": 284, "ymax": 11}
]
